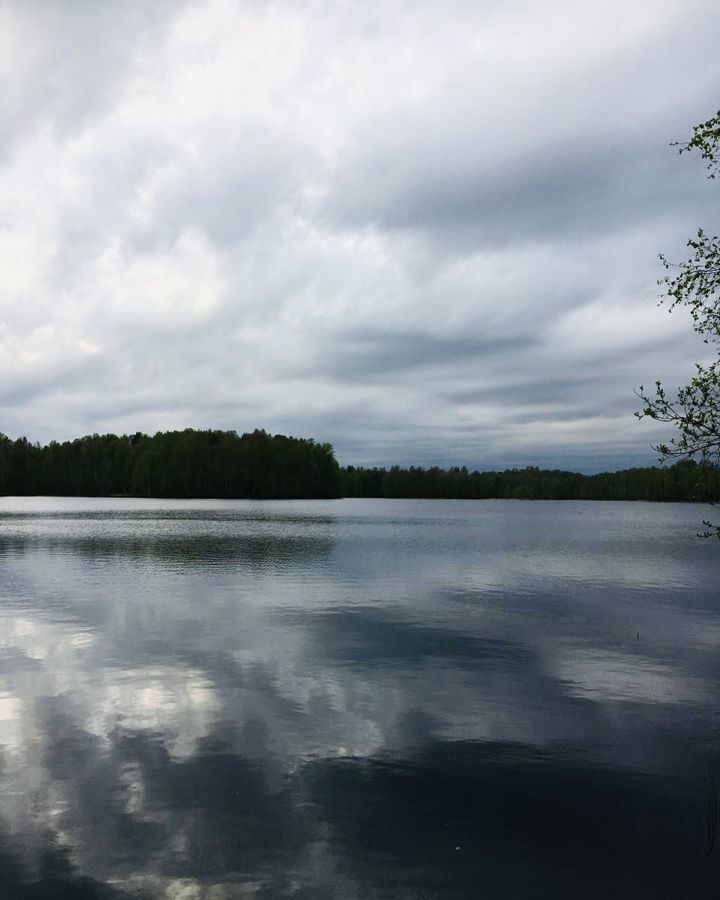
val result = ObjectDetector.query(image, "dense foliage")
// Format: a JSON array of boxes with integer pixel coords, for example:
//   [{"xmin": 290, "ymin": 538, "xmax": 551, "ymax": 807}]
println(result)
[
  {"xmin": 341, "ymin": 460, "xmax": 720, "ymax": 502},
  {"xmin": 0, "ymin": 429, "xmax": 341, "ymax": 499},
  {"xmin": 1, "ymin": 429, "xmax": 716, "ymax": 502}
]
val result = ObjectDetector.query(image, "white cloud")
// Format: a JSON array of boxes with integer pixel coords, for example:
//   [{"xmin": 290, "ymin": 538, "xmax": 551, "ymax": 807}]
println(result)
[
  {"xmin": 93, "ymin": 229, "xmax": 225, "ymax": 327},
  {"xmin": 551, "ymin": 647, "xmax": 712, "ymax": 705}
]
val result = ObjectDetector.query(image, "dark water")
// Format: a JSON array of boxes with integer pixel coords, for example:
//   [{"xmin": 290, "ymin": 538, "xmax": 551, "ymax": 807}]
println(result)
[{"xmin": 0, "ymin": 498, "xmax": 719, "ymax": 898}]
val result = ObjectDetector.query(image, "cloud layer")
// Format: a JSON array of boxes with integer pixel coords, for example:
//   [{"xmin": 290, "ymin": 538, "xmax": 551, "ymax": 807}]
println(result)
[{"xmin": 1, "ymin": 0, "xmax": 719, "ymax": 470}]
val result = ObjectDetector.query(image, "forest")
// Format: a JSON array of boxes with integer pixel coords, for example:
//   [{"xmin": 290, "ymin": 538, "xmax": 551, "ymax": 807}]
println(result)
[
  {"xmin": 0, "ymin": 429, "xmax": 718, "ymax": 502},
  {"xmin": 0, "ymin": 429, "xmax": 342, "ymax": 499},
  {"xmin": 340, "ymin": 459, "xmax": 720, "ymax": 502}
]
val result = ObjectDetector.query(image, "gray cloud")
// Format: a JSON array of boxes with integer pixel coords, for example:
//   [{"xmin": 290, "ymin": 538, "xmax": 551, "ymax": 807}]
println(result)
[
  {"xmin": 0, "ymin": 0, "xmax": 719, "ymax": 470},
  {"xmin": 314, "ymin": 330, "xmax": 535, "ymax": 380},
  {"xmin": 325, "ymin": 133, "xmax": 715, "ymax": 249},
  {"xmin": 0, "ymin": 1, "xmax": 185, "ymax": 153}
]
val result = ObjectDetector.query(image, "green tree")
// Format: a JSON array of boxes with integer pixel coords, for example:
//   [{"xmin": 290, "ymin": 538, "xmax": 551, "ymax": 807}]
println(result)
[{"xmin": 637, "ymin": 110, "xmax": 720, "ymax": 536}]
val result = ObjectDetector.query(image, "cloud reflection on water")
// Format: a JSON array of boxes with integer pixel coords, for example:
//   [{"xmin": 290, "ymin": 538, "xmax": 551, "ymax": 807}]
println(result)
[{"xmin": 0, "ymin": 498, "xmax": 719, "ymax": 897}]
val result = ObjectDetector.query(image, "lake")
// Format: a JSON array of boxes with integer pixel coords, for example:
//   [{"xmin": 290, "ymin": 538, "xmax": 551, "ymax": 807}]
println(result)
[{"xmin": 0, "ymin": 497, "xmax": 719, "ymax": 898}]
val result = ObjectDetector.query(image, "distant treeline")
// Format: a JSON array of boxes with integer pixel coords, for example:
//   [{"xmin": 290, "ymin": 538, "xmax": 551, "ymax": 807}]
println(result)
[
  {"xmin": 0, "ymin": 429, "xmax": 341, "ymax": 499},
  {"xmin": 340, "ymin": 460, "xmax": 720, "ymax": 502},
  {"xmin": 1, "ymin": 429, "xmax": 718, "ymax": 502}
]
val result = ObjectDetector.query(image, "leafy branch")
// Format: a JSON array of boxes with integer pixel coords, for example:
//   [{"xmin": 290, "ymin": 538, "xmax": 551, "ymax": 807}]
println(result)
[{"xmin": 637, "ymin": 110, "xmax": 720, "ymax": 537}]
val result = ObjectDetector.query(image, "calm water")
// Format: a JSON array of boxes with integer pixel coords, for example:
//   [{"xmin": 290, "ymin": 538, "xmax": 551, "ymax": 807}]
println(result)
[{"xmin": 0, "ymin": 498, "xmax": 719, "ymax": 898}]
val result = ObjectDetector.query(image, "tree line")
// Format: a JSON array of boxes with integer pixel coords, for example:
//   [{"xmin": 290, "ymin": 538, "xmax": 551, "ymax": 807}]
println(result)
[
  {"xmin": 0, "ymin": 429, "xmax": 718, "ymax": 501},
  {"xmin": 0, "ymin": 429, "xmax": 341, "ymax": 499},
  {"xmin": 341, "ymin": 459, "xmax": 720, "ymax": 502}
]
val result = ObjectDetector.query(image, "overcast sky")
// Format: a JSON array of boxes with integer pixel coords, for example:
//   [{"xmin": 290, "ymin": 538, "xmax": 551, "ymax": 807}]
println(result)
[{"xmin": 1, "ymin": 0, "xmax": 719, "ymax": 471}]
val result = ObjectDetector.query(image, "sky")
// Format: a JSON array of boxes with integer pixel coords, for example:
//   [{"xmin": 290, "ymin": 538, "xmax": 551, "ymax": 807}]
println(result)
[{"xmin": 1, "ymin": 0, "xmax": 719, "ymax": 472}]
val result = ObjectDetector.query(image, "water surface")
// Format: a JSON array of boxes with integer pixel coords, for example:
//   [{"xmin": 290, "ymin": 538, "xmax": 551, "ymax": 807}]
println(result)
[{"xmin": 0, "ymin": 497, "xmax": 719, "ymax": 898}]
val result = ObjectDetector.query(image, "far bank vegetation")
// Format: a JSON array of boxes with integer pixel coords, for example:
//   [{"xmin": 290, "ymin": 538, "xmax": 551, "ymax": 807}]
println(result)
[{"xmin": 0, "ymin": 429, "xmax": 718, "ymax": 502}]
